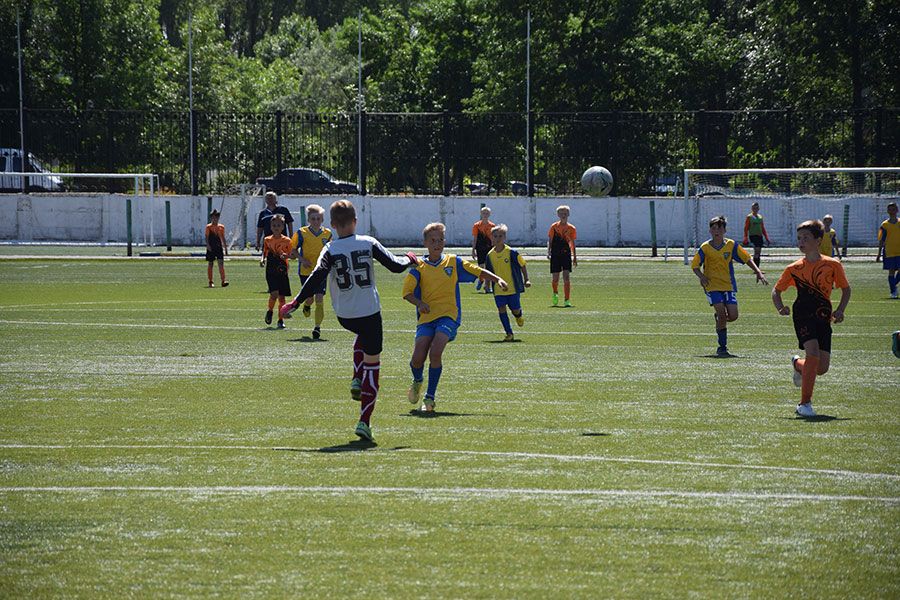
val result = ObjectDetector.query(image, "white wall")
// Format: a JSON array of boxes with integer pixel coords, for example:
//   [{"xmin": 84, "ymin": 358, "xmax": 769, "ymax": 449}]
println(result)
[{"xmin": 0, "ymin": 193, "xmax": 892, "ymax": 247}]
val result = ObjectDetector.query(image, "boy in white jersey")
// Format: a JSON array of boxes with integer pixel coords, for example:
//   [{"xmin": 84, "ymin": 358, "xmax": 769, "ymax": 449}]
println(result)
[{"xmin": 281, "ymin": 200, "xmax": 417, "ymax": 441}]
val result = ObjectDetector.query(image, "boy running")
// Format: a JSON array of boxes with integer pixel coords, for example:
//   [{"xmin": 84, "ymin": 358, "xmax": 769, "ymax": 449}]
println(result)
[
  {"xmin": 205, "ymin": 209, "xmax": 228, "ymax": 288},
  {"xmin": 404, "ymin": 223, "xmax": 507, "ymax": 413},
  {"xmin": 260, "ymin": 214, "xmax": 292, "ymax": 329},
  {"xmin": 548, "ymin": 205, "xmax": 577, "ymax": 307},
  {"xmin": 876, "ymin": 202, "xmax": 900, "ymax": 299},
  {"xmin": 742, "ymin": 202, "xmax": 771, "ymax": 267},
  {"xmin": 471, "ymin": 206, "xmax": 495, "ymax": 293},
  {"xmin": 281, "ymin": 200, "xmax": 417, "ymax": 442},
  {"xmin": 773, "ymin": 220, "xmax": 851, "ymax": 417},
  {"xmin": 291, "ymin": 204, "xmax": 332, "ymax": 339},
  {"xmin": 692, "ymin": 215, "xmax": 768, "ymax": 357},
  {"xmin": 486, "ymin": 224, "xmax": 530, "ymax": 341},
  {"xmin": 819, "ymin": 214, "xmax": 840, "ymax": 259}
]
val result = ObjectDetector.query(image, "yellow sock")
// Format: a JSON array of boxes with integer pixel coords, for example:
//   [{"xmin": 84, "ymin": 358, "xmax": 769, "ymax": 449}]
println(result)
[{"xmin": 315, "ymin": 302, "xmax": 325, "ymax": 326}]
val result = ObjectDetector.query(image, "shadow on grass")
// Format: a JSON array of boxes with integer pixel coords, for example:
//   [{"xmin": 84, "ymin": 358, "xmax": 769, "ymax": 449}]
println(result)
[
  {"xmin": 275, "ymin": 440, "xmax": 413, "ymax": 453},
  {"xmin": 580, "ymin": 432, "xmax": 611, "ymax": 437},
  {"xmin": 403, "ymin": 409, "xmax": 498, "ymax": 418},
  {"xmin": 700, "ymin": 352, "xmax": 741, "ymax": 359},
  {"xmin": 483, "ymin": 339, "xmax": 524, "ymax": 344},
  {"xmin": 785, "ymin": 414, "xmax": 850, "ymax": 422},
  {"xmin": 287, "ymin": 336, "xmax": 328, "ymax": 343}
]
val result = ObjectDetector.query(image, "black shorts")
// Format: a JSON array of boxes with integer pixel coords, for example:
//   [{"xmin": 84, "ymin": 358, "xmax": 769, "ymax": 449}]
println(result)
[
  {"xmin": 550, "ymin": 253, "xmax": 572, "ymax": 274},
  {"xmin": 266, "ymin": 266, "xmax": 292, "ymax": 296},
  {"xmin": 299, "ymin": 274, "xmax": 327, "ymax": 296},
  {"xmin": 338, "ymin": 312, "xmax": 383, "ymax": 355},
  {"xmin": 793, "ymin": 314, "xmax": 833, "ymax": 353},
  {"xmin": 206, "ymin": 248, "xmax": 224, "ymax": 262},
  {"xmin": 749, "ymin": 234, "xmax": 764, "ymax": 248},
  {"xmin": 475, "ymin": 243, "xmax": 491, "ymax": 265}
]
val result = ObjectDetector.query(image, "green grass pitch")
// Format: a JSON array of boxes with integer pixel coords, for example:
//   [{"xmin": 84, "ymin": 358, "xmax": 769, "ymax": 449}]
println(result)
[{"xmin": 0, "ymin": 255, "xmax": 897, "ymax": 597}]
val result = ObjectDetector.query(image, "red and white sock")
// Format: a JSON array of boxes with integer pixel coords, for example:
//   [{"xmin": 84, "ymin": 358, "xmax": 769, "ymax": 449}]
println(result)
[
  {"xmin": 352, "ymin": 336, "xmax": 364, "ymax": 382},
  {"xmin": 359, "ymin": 361, "xmax": 380, "ymax": 425}
]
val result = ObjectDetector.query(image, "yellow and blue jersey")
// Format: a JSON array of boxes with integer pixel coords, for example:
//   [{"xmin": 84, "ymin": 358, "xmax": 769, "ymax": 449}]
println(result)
[
  {"xmin": 485, "ymin": 245, "xmax": 526, "ymax": 296},
  {"xmin": 291, "ymin": 226, "xmax": 332, "ymax": 276},
  {"xmin": 879, "ymin": 219, "xmax": 900, "ymax": 258},
  {"xmin": 402, "ymin": 254, "xmax": 483, "ymax": 325},
  {"xmin": 818, "ymin": 228, "xmax": 839, "ymax": 257},
  {"xmin": 690, "ymin": 238, "xmax": 751, "ymax": 292}
]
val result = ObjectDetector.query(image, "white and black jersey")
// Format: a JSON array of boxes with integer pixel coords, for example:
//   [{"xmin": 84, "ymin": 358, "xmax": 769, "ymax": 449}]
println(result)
[{"xmin": 294, "ymin": 234, "xmax": 414, "ymax": 319}]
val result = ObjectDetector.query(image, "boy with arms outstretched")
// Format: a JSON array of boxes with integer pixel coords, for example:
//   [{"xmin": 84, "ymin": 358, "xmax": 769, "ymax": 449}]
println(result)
[
  {"xmin": 692, "ymin": 215, "xmax": 768, "ymax": 357},
  {"xmin": 486, "ymin": 224, "xmax": 530, "ymax": 341},
  {"xmin": 471, "ymin": 206, "xmax": 495, "ymax": 293},
  {"xmin": 205, "ymin": 209, "xmax": 228, "ymax": 288},
  {"xmin": 404, "ymin": 223, "xmax": 507, "ymax": 413},
  {"xmin": 291, "ymin": 204, "xmax": 332, "ymax": 339},
  {"xmin": 260, "ymin": 214, "xmax": 292, "ymax": 329},
  {"xmin": 548, "ymin": 205, "xmax": 576, "ymax": 306},
  {"xmin": 773, "ymin": 220, "xmax": 851, "ymax": 417},
  {"xmin": 281, "ymin": 200, "xmax": 417, "ymax": 441},
  {"xmin": 876, "ymin": 202, "xmax": 900, "ymax": 299}
]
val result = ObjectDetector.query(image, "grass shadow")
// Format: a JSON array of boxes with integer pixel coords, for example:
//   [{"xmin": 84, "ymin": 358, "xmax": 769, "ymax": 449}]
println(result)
[
  {"xmin": 701, "ymin": 353, "xmax": 740, "ymax": 359},
  {"xmin": 581, "ymin": 432, "xmax": 611, "ymax": 437},
  {"xmin": 403, "ymin": 409, "xmax": 498, "ymax": 418},
  {"xmin": 787, "ymin": 414, "xmax": 850, "ymax": 422},
  {"xmin": 287, "ymin": 336, "xmax": 328, "ymax": 343},
  {"xmin": 484, "ymin": 339, "xmax": 524, "ymax": 344}
]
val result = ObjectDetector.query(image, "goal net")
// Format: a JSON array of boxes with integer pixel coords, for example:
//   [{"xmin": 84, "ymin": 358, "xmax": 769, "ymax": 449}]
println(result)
[{"xmin": 682, "ymin": 167, "xmax": 900, "ymax": 263}]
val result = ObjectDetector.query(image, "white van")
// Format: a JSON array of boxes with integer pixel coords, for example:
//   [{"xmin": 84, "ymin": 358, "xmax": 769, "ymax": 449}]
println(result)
[{"xmin": 0, "ymin": 148, "xmax": 63, "ymax": 192}]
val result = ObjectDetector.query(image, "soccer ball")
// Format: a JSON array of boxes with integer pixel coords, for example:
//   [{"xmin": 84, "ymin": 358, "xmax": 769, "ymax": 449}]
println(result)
[{"xmin": 581, "ymin": 166, "xmax": 614, "ymax": 197}]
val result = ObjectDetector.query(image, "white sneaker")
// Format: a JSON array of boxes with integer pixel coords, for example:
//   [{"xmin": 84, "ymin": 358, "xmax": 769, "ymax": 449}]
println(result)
[
  {"xmin": 795, "ymin": 403, "xmax": 816, "ymax": 417},
  {"xmin": 892, "ymin": 291, "xmax": 898, "ymax": 299},
  {"xmin": 791, "ymin": 355, "xmax": 803, "ymax": 387}
]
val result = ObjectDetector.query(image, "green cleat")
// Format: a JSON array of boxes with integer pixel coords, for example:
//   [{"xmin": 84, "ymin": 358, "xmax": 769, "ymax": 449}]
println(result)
[
  {"xmin": 407, "ymin": 380, "xmax": 423, "ymax": 405},
  {"xmin": 552, "ymin": 293, "xmax": 559, "ymax": 306},
  {"xmin": 302, "ymin": 304, "xmax": 311, "ymax": 318},
  {"xmin": 564, "ymin": 299, "xmax": 572, "ymax": 308},
  {"xmin": 515, "ymin": 314, "xmax": 524, "ymax": 327},
  {"xmin": 355, "ymin": 421, "xmax": 374, "ymax": 442},
  {"xmin": 350, "ymin": 378, "xmax": 362, "ymax": 401}
]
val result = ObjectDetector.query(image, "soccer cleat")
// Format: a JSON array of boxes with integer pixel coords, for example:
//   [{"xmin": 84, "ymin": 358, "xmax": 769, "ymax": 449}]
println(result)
[
  {"xmin": 421, "ymin": 397, "xmax": 436, "ymax": 413},
  {"xmin": 892, "ymin": 291, "xmax": 899, "ymax": 299},
  {"xmin": 504, "ymin": 333, "xmax": 515, "ymax": 342},
  {"xmin": 276, "ymin": 320, "xmax": 285, "ymax": 329},
  {"xmin": 552, "ymin": 293, "xmax": 559, "ymax": 306},
  {"xmin": 407, "ymin": 380, "xmax": 423, "ymax": 405},
  {"xmin": 355, "ymin": 421, "xmax": 374, "ymax": 442},
  {"xmin": 302, "ymin": 304, "xmax": 311, "ymax": 318},
  {"xmin": 515, "ymin": 314, "xmax": 525, "ymax": 327},
  {"xmin": 564, "ymin": 299, "xmax": 572, "ymax": 308},
  {"xmin": 475, "ymin": 280, "xmax": 483, "ymax": 291},
  {"xmin": 716, "ymin": 347, "xmax": 731, "ymax": 358},
  {"xmin": 208, "ymin": 281, "xmax": 214, "ymax": 288},
  {"xmin": 350, "ymin": 378, "xmax": 362, "ymax": 401},
  {"xmin": 221, "ymin": 281, "xmax": 229, "ymax": 288},
  {"xmin": 265, "ymin": 310, "xmax": 273, "ymax": 325},
  {"xmin": 312, "ymin": 326, "xmax": 321, "ymax": 340},
  {"xmin": 795, "ymin": 403, "xmax": 816, "ymax": 418},
  {"xmin": 279, "ymin": 301, "xmax": 297, "ymax": 320},
  {"xmin": 791, "ymin": 355, "xmax": 803, "ymax": 387}
]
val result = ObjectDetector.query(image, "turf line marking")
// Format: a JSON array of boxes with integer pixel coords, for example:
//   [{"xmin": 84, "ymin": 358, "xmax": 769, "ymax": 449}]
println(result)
[
  {"xmin": 2, "ymin": 444, "xmax": 897, "ymax": 482},
  {"xmin": 0, "ymin": 319, "xmax": 876, "ymax": 337},
  {"xmin": 0, "ymin": 485, "xmax": 895, "ymax": 503}
]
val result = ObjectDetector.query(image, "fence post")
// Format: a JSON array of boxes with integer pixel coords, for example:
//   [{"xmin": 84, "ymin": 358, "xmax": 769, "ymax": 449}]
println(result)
[
  {"xmin": 527, "ymin": 110, "xmax": 535, "ymax": 197},
  {"xmin": 650, "ymin": 200, "xmax": 658, "ymax": 257},
  {"xmin": 105, "ymin": 110, "xmax": 114, "ymax": 174},
  {"xmin": 359, "ymin": 110, "xmax": 367, "ymax": 196},
  {"xmin": 190, "ymin": 109, "xmax": 199, "ymax": 196},
  {"xmin": 20, "ymin": 107, "xmax": 29, "ymax": 193},
  {"xmin": 697, "ymin": 110, "xmax": 707, "ymax": 168},
  {"xmin": 126, "ymin": 198, "xmax": 133, "ymax": 257},
  {"xmin": 275, "ymin": 110, "xmax": 283, "ymax": 174},
  {"xmin": 610, "ymin": 111, "xmax": 620, "ymax": 196},
  {"xmin": 442, "ymin": 110, "xmax": 451, "ymax": 196},
  {"xmin": 783, "ymin": 108, "xmax": 793, "ymax": 168},
  {"xmin": 165, "ymin": 200, "xmax": 172, "ymax": 251},
  {"xmin": 841, "ymin": 204, "xmax": 850, "ymax": 258}
]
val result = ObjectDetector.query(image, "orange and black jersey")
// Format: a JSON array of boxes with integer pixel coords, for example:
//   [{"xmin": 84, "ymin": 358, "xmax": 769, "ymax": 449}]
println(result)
[
  {"xmin": 472, "ymin": 220, "xmax": 495, "ymax": 251},
  {"xmin": 774, "ymin": 256, "xmax": 849, "ymax": 320},
  {"xmin": 205, "ymin": 223, "xmax": 225, "ymax": 251},
  {"xmin": 548, "ymin": 221, "xmax": 576, "ymax": 256},
  {"xmin": 263, "ymin": 234, "xmax": 293, "ymax": 273}
]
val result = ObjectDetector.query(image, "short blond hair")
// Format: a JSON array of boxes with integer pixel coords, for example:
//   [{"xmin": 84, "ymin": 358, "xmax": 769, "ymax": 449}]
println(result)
[
  {"xmin": 423, "ymin": 222, "xmax": 446, "ymax": 239},
  {"xmin": 330, "ymin": 199, "xmax": 356, "ymax": 227},
  {"xmin": 822, "ymin": 214, "xmax": 834, "ymax": 221},
  {"xmin": 306, "ymin": 204, "xmax": 325, "ymax": 217},
  {"xmin": 491, "ymin": 224, "xmax": 508, "ymax": 236},
  {"xmin": 556, "ymin": 205, "xmax": 570, "ymax": 214},
  {"xmin": 480, "ymin": 206, "xmax": 492, "ymax": 215},
  {"xmin": 271, "ymin": 214, "xmax": 285, "ymax": 225}
]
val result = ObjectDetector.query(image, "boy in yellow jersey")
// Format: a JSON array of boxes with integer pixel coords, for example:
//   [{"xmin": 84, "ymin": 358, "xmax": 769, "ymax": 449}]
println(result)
[
  {"xmin": 692, "ymin": 215, "xmax": 768, "ymax": 357},
  {"xmin": 260, "ymin": 214, "xmax": 292, "ymax": 329},
  {"xmin": 291, "ymin": 204, "xmax": 332, "ymax": 339},
  {"xmin": 818, "ymin": 214, "xmax": 840, "ymax": 259},
  {"xmin": 773, "ymin": 220, "xmax": 851, "ymax": 417},
  {"xmin": 403, "ymin": 223, "xmax": 507, "ymax": 413},
  {"xmin": 471, "ymin": 206, "xmax": 495, "ymax": 293},
  {"xmin": 876, "ymin": 202, "xmax": 900, "ymax": 299},
  {"xmin": 486, "ymin": 224, "xmax": 531, "ymax": 341},
  {"xmin": 742, "ymin": 202, "xmax": 771, "ymax": 267}
]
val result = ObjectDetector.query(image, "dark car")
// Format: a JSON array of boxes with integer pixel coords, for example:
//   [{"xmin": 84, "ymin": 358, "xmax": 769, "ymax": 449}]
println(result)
[
  {"xmin": 509, "ymin": 181, "xmax": 555, "ymax": 196},
  {"xmin": 449, "ymin": 182, "xmax": 496, "ymax": 196},
  {"xmin": 257, "ymin": 168, "xmax": 359, "ymax": 195}
]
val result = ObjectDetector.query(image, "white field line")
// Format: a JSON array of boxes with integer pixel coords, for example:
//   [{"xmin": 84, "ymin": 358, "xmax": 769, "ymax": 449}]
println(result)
[
  {"xmin": 1, "ymin": 444, "xmax": 897, "ymax": 482},
  {"xmin": 0, "ymin": 485, "xmax": 895, "ymax": 504},
  {"xmin": 0, "ymin": 319, "xmax": 877, "ymax": 337}
]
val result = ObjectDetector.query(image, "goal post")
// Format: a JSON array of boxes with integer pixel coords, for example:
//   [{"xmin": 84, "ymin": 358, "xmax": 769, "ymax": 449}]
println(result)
[{"xmin": 682, "ymin": 167, "xmax": 900, "ymax": 264}]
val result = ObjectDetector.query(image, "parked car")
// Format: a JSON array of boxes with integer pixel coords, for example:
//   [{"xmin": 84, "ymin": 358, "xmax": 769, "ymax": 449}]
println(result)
[
  {"xmin": 0, "ymin": 148, "xmax": 63, "ymax": 192},
  {"xmin": 509, "ymin": 181, "xmax": 555, "ymax": 196},
  {"xmin": 450, "ymin": 182, "xmax": 496, "ymax": 196},
  {"xmin": 256, "ymin": 168, "xmax": 358, "ymax": 195}
]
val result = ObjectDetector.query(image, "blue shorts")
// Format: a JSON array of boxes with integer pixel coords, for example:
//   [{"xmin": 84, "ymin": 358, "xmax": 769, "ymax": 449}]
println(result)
[
  {"xmin": 883, "ymin": 255, "xmax": 900, "ymax": 270},
  {"xmin": 706, "ymin": 291, "xmax": 737, "ymax": 306},
  {"xmin": 494, "ymin": 293, "xmax": 522, "ymax": 312},
  {"xmin": 415, "ymin": 316, "xmax": 459, "ymax": 342}
]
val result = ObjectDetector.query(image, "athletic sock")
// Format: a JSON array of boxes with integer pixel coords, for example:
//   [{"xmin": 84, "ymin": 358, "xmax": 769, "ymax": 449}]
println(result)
[
  {"xmin": 315, "ymin": 301, "xmax": 325, "ymax": 326},
  {"xmin": 563, "ymin": 280, "xmax": 571, "ymax": 300},
  {"xmin": 410, "ymin": 362, "xmax": 424, "ymax": 383},
  {"xmin": 267, "ymin": 296, "xmax": 276, "ymax": 310},
  {"xmin": 551, "ymin": 280, "xmax": 559, "ymax": 294},
  {"xmin": 359, "ymin": 361, "xmax": 380, "ymax": 425},
  {"xmin": 207, "ymin": 263, "xmax": 214, "ymax": 282},
  {"xmin": 277, "ymin": 296, "xmax": 285, "ymax": 313},
  {"xmin": 218, "ymin": 263, "xmax": 226, "ymax": 282},
  {"xmin": 717, "ymin": 327, "xmax": 727, "ymax": 349},
  {"xmin": 890, "ymin": 273, "xmax": 898, "ymax": 294},
  {"xmin": 498, "ymin": 312, "xmax": 512, "ymax": 334},
  {"xmin": 352, "ymin": 336, "xmax": 364, "ymax": 382},
  {"xmin": 426, "ymin": 365, "xmax": 443, "ymax": 399},
  {"xmin": 800, "ymin": 355, "xmax": 819, "ymax": 403}
]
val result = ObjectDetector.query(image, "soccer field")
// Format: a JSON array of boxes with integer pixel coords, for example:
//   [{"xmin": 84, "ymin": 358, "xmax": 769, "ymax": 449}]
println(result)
[{"xmin": 0, "ymin": 256, "xmax": 897, "ymax": 597}]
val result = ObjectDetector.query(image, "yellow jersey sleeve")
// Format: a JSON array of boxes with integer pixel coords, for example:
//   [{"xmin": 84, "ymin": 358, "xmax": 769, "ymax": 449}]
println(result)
[
  {"xmin": 735, "ymin": 243, "xmax": 751, "ymax": 264},
  {"xmin": 290, "ymin": 231, "xmax": 301, "ymax": 252},
  {"xmin": 402, "ymin": 271, "xmax": 419, "ymax": 298}
]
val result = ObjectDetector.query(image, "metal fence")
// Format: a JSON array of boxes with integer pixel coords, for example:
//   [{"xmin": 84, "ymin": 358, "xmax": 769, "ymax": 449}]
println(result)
[{"xmin": 1, "ymin": 107, "xmax": 897, "ymax": 195}]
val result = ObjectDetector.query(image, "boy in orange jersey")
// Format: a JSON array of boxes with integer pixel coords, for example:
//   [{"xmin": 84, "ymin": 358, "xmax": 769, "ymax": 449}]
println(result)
[
  {"xmin": 547, "ymin": 205, "xmax": 577, "ymax": 307},
  {"xmin": 471, "ymin": 206, "xmax": 495, "ymax": 293},
  {"xmin": 205, "ymin": 209, "xmax": 228, "ymax": 288},
  {"xmin": 260, "ymin": 214, "xmax": 293, "ymax": 329},
  {"xmin": 773, "ymin": 219, "xmax": 851, "ymax": 418}
]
